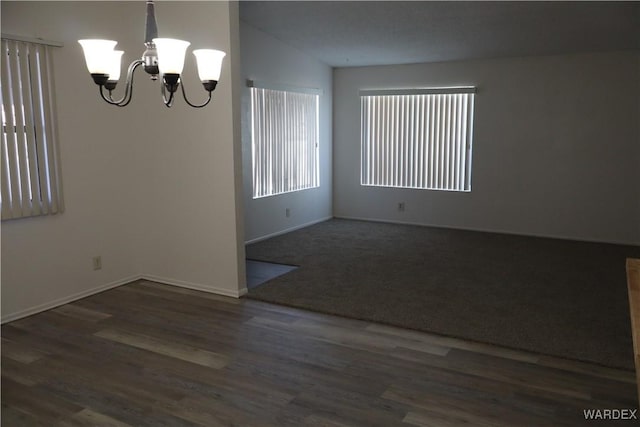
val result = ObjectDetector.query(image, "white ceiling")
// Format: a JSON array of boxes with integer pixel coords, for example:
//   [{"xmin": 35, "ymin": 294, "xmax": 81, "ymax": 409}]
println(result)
[{"xmin": 239, "ymin": 1, "xmax": 640, "ymax": 67}]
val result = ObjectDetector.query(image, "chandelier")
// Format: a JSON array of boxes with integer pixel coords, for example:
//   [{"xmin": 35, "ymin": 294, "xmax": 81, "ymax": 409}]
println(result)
[{"xmin": 78, "ymin": 0, "xmax": 225, "ymax": 108}]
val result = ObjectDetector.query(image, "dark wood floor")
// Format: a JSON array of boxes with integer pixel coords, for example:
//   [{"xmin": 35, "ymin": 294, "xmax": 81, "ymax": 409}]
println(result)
[{"xmin": 2, "ymin": 280, "xmax": 638, "ymax": 426}]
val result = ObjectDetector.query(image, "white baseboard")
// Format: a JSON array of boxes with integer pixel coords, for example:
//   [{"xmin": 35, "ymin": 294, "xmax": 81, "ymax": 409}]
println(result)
[
  {"xmin": 141, "ymin": 274, "xmax": 247, "ymax": 298},
  {"xmin": 1, "ymin": 274, "xmax": 249, "ymax": 324},
  {"xmin": 1, "ymin": 274, "xmax": 141, "ymax": 324},
  {"xmin": 245, "ymin": 216, "xmax": 333, "ymax": 245},
  {"xmin": 334, "ymin": 215, "xmax": 640, "ymax": 246}
]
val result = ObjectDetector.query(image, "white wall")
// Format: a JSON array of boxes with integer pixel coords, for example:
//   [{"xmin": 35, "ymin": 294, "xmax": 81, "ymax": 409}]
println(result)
[
  {"xmin": 240, "ymin": 22, "xmax": 333, "ymax": 243},
  {"xmin": 135, "ymin": 2, "xmax": 246, "ymax": 297},
  {"xmin": 1, "ymin": 1, "xmax": 245, "ymax": 322},
  {"xmin": 333, "ymin": 52, "xmax": 640, "ymax": 245}
]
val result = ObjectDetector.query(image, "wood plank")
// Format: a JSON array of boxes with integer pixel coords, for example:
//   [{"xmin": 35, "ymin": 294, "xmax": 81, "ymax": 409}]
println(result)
[
  {"xmin": 56, "ymin": 408, "xmax": 133, "ymax": 427},
  {"xmin": 34, "ymin": 352, "xmax": 188, "ymax": 406},
  {"xmin": 403, "ymin": 410, "xmax": 474, "ymax": 427},
  {"xmin": 1, "ymin": 356, "xmax": 44, "ymax": 386},
  {"xmin": 627, "ymin": 257, "xmax": 640, "ymax": 407},
  {"xmin": 303, "ymin": 414, "xmax": 354, "ymax": 427},
  {"xmin": 52, "ymin": 304, "xmax": 112, "ymax": 322},
  {"xmin": 366, "ymin": 323, "xmax": 539, "ymax": 363},
  {"xmin": 94, "ymin": 328, "xmax": 229, "ymax": 369},
  {"xmin": 291, "ymin": 384, "xmax": 408, "ymax": 427},
  {"xmin": 0, "ymin": 405, "xmax": 48, "ymax": 427},
  {"xmin": 1, "ymin": 337, "xmax": 47, "ymax": 364},
  {"xmin": 1, "ymin": 376, "xmax": 82, "ymax": 421},
  {"xmin": 383, "ymin": 390, "xmax": 516, "ymax": 427},
  {"xmin": 247, "ymin": 316, "xmax": 450, "ymax": 356},
  {"xmin": 535, "ymin": 355, "xmax": 637, "ymax": 384}
]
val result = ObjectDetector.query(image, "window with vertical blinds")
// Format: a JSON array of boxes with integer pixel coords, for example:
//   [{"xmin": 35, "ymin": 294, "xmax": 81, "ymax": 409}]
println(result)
[
  {"xmin": 1, "ymin": 38, "xmax": 63, "ymax": 220},
  {"xmin": 250, "ymin": 86, "xmax": 319, "ymax": 199},
  {"xmin": 360, "ymin": 88, "xmax": 475, "ymax": 192}
]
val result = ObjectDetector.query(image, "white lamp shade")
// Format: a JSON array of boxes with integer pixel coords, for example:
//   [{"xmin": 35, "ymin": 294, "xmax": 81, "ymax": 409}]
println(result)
[
  {"xmin": 78, "ymin": 39, "xmax": 117, "ymax": 74},
  {"xmin": 193, "ymin": 49, "xmax": 226, "ymax": 82},
  {"xmin": 153, "ymin": 38, "xmax": 190, "ymax": 74},
  {"xmin": 107, "ymin": 51, "xmax": 124, "ymax": 81}
]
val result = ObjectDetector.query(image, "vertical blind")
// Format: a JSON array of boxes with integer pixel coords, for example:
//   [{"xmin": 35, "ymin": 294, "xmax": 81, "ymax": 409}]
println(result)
[
  {"xmin": 360, "ymin": 89, "xmax": 475, "ymax": 192},
  {"xmin": 251, "ymin": 87, "xmax": 319, "ymax": 199},
  {"xmin": 1, "ymin": 38, "xmax": 63, "ymax": 219}
]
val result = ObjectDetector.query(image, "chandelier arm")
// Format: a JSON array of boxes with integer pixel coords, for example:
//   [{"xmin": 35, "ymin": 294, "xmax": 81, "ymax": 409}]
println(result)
[
  {"xmin": 161, "ymin": 82, "xmax": 175, "ymax": 108},
  {"xmin": 99, "ymin": 60, "xmax": 144, "ymax": 107},
  {"xmin": 180, "ymin": 80, "xmax": 212, "ymax": 108},
  {"xmin": 99, "ymin": 86, "xmax": 116, "ymax": 105},
  {"xmin": 100, "ymin": 86, "xmax": 130, "ymax": 107}
]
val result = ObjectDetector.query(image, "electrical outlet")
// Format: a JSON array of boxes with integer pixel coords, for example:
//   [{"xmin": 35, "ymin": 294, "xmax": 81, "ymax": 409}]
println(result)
[
  {"xmin": 285, "ymin": 208, "xmax": 291, "ymax": 218},
  {"xmin": 92, "ymin": 256, "xmax": 102, "ymax": 271},
  {"xmin": 398, "ymin": 202, "xmax": 405, "ymax": 212}
]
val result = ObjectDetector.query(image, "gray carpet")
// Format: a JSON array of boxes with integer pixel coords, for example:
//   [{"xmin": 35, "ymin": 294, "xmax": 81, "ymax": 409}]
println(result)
[{"xmin": 246, "ymin": 218, "xmax": 640, "ymax": 370}]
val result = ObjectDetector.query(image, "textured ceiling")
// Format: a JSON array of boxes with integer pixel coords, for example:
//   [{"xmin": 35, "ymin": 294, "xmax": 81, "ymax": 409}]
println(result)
[{"xmin": 239, "ymin": 1, "xmax": 640, "ymax": 67}]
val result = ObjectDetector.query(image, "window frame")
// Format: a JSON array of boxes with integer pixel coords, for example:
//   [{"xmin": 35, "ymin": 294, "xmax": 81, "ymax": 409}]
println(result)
[
  {"xmin": 249, "ymin": 80, "xmax": 321, "ymax": 199},
  {"xmin": 1, "ymin": 36, "xmax": 64, "ymax": 220},
  {"xmin": 359, "ymin": 87, "xmax": 475, "ymax": 192}
]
